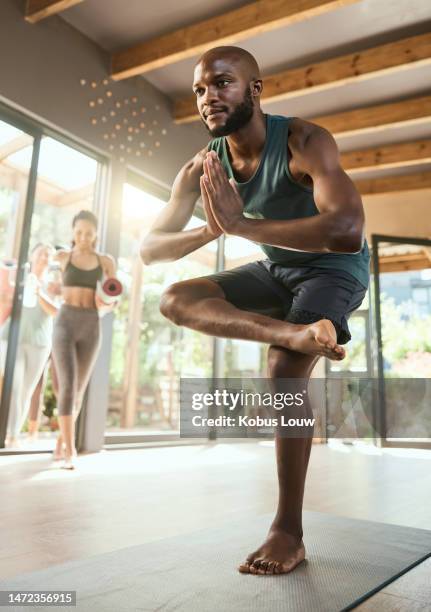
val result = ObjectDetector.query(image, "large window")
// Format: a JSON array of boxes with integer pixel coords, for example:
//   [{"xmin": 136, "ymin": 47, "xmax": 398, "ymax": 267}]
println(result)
[
  {"xmin": 30, "ymin": 137, "xmax": 99, "ymax": 250},
  {"xmin": 107, "ymin": 181, "xmax": 217, "ymax": 435},
  {"xmin": 0, "ymin": 120, "xmax": 35, "ymax": 422},
  {"xmin": 0, "ymin": 108, "xmax": 103, "ymax": 452}
]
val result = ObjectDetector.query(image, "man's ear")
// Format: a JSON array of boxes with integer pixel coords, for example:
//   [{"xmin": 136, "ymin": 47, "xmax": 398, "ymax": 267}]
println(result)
[{"xmin": 252, "ymin": 79, "xmax": 263, "ymax": 97}]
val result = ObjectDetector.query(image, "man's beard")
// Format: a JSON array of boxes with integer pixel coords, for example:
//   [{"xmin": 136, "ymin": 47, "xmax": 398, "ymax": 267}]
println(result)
[{"xmin": 202, "ymin": 88, "xmax": 254, "ymax": 137}]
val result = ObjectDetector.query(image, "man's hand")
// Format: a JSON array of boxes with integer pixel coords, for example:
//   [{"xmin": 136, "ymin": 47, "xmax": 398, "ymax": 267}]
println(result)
[
  {"xmin": 202, "ymin": 151, "xmax": 245, "ymax": 234},
  {"xmin": 200, "ymin": 173, "xmax": 223, "ymax": 239}
]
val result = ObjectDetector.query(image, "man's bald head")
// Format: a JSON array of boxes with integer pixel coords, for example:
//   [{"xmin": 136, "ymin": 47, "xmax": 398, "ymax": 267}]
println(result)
[
  {"xmin": 193, "ymin": 46, "xmax": 263, "ymax": 137},
  {"xmin": 195, "ymin": 46, "xmax": 261, "ymax": 81}
]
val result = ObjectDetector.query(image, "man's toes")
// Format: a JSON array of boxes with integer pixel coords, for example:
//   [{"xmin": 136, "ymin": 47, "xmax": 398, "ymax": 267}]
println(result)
[
  {"xmin": 273, "ymin": 562, "xmax": 281, "ymax": 574},
  {"xmin": 265, "ymin": 561, "xmax": 276, "ymax": 574},
  {"xmin": 257, "ymin": 560, "xmax": 268, "ymax": 575},
  {"xmin": 238, "ymin": 563, "xmax": 251, "ymax": 574},
  {"xmin": 250, "ymin": 559, "xmax": 264, "ymax": 574}
]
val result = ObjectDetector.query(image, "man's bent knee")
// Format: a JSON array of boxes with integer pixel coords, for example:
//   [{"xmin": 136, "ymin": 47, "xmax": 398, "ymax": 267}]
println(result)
[
  {"xmin": 159, "ymin": 282, "xmax": 186, "ymax": 324},
  {"xmin": 159, "ymin": 279, "xmax": 224, "ymax": 324}
]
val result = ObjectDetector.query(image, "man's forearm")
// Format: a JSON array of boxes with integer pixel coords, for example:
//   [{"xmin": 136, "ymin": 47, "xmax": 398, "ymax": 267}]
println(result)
[
  {"xmin": 232, "ymin": 212, "xmax": 363, "ymax": 254},
  {"xmin": 141, "ymin": 225, "xmax": 217, "ymax": 264}
]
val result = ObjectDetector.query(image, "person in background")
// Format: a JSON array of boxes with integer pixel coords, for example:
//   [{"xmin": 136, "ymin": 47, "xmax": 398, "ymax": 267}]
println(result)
[
  {"xmin": 26, "ymin": 254, "xmax": 63, "ymax": 441},
  {"xmin": 26, "ymin": 358, "xmax": 59, "ymax": 442},
  {"xmin": 52, "ymin": 210, "xmax": 117, "ymax": 470},
  {"xmin": 3, "ymin": 243, "xmax": 58, "ymax": 448}
]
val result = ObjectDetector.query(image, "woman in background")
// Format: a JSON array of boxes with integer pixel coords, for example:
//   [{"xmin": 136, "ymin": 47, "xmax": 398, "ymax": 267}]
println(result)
[
  {"xmin": 53, "ymin": 210, "xmax": 116, "ymax": 470},
  {"xmin": 3, "ymin": 243, "xmax": 58, "ymax": 448}
]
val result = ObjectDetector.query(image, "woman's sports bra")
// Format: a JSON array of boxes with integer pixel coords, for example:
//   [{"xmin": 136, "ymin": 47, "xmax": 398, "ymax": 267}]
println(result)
[{"xmin": 62, "ymin": 252, "xmax": 103, "ymax": 290}]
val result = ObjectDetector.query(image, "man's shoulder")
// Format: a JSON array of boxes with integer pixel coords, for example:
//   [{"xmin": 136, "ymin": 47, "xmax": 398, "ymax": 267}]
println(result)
[
  {"xmin": 288, "ymin": 117, "xmax": 324, "ymax": 142},
  {"xmin": 286, "ymin": 117, "xmax": 334, "ymax": 156}
]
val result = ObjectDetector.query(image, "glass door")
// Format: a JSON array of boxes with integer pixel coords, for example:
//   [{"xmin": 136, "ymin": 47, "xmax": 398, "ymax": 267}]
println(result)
[
  {"xmin": 106, "ymin": 177, "xmax": 217, "ymax": 441},
  {"xmin": 325, "ymin": 300, "xmax": 375, "ymax": 443},
  {"xmin": 0, "ymin": 106, "xmax": 103, "ymax": 452},
  {"xmin": 372, "ymin": 235, "xmax": 431, "ymax": 449},
  {"xmin": 0, "ymin": 116, "xmax": 39, "ymax": 449}
]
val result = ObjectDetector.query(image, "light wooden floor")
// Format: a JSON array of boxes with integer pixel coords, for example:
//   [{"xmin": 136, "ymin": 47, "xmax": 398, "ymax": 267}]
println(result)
[{"xmin": 0, "ymin": 441, "xmax": 430, "ymax": 611}]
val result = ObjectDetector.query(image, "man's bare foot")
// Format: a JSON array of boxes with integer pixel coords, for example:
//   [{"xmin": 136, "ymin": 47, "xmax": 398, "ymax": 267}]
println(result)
[
  {"xmin": 238, "ymin": 527, "xmax": 306, "ymax": 575},
  {"xmin": 285, "ymin": 319, "xmax": 345, "ymax": 360}
]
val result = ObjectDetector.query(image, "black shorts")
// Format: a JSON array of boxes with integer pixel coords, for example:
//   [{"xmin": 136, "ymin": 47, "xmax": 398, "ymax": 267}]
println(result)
[{"xmin": 204, "ymin": 260, "xmax": 368, "ymax": 345}]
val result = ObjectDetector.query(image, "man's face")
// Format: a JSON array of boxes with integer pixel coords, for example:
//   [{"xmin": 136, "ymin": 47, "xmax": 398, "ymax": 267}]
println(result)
[{"xmin": 193, "ymin": 59, "xmax": 255, "ymax": 137}]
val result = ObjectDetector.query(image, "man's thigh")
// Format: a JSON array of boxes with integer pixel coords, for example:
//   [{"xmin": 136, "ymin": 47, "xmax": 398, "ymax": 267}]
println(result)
[
  {"xmin": 201, "ymin": 261, "xmax": 293, "ymax": 319},
  {"xmin": 277, "ymin": 267, "xmax": 368, "ymax": 345}
]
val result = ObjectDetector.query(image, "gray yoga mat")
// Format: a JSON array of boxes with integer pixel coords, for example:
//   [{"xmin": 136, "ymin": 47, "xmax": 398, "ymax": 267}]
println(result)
[{"xmin": 1, "ymin": 511, "xmax": 430, "ymax": 612}]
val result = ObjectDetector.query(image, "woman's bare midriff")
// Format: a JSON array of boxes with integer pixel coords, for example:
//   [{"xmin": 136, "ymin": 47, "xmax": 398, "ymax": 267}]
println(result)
[{"xmin": 62, "ymin": 286, "xmax": 97, "ymax": 309}]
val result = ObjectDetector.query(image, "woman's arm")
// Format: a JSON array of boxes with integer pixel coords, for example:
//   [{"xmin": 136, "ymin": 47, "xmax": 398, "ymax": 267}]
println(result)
[
  {"xmin": 37, "ymin": 287, "xmax": 59, "ymax": 317},
  {"xmin": 95, "ymin": 254, "xmax": 118, "ymax": 314},
  {"xmin": 100, "ymin": 253, "xmax": 116, "ymax": 278}
]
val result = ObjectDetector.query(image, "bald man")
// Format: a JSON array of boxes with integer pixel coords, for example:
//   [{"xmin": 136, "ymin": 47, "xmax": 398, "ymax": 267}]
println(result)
[{"xmin": 141, "ymin": 46, "xmax": 370, "ymax": 575}]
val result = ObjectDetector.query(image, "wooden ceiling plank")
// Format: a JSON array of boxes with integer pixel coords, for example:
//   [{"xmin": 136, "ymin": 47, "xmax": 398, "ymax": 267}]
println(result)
[
  {"xmin": 25, "ymin": 0, "xmax": 84, "ymax": 24},
  {"xmin": 355, "ymin": 172, "xmax": 431, "ymax": 195},
  {"xmin": 342, "ymin": 139, "xmax": 431, "ymax": 173},
  {"xmin": 174, "ymin": 33, "xmax": 431, "ymax": 123},
  {"xmin": 312, "ymin": 95, "xmax": 431, "ymax": 137},
  {"xmin": 377, "ymin": 256, "xmax": 431, "ymax": 273},
  {"xmin": 111, "ymin": 0, "xmax": 360, "ymax": 80}
]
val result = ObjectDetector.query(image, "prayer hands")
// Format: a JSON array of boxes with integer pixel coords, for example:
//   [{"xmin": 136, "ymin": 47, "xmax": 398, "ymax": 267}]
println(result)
[{"xmin": 200, "ymin": 151, "xmax": 245, "ymax": 234}]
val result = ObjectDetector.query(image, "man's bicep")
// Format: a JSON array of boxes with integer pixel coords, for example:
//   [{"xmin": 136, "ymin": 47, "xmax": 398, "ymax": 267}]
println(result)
[
  {"xmin": 312, "ymin": 167, "xmax": 363, "ymax": 216},
  {"xmin": 299, "ymin": 128, "xmax": 363, "ymax": 216}
]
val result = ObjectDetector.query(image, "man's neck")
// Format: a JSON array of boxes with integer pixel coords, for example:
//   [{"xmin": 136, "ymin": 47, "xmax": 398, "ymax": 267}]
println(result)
[{"xmin": 226, "ymin": 110, "xmax": 267, "ymax": 160}]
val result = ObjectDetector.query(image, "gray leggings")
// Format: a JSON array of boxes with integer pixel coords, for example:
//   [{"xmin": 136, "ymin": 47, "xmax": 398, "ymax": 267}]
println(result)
[{"xmin": 52, "ymin": 305, "xmax": 101, "ymax": 417}]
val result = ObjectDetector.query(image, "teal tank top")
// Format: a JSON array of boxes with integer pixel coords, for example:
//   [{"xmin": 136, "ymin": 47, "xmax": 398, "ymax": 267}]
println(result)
[{"xmin": 207, "ymin": 114, "xmax": 370, "ymax": 288}]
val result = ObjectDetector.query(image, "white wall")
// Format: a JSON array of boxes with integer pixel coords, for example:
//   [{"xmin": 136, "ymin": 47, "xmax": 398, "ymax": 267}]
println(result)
[
  {"xmin": 363, "ymin": 189, "xmax": 431, "ymax": 242},
  {"xmin": 0, "ymin": 0, "xmax": 207, "ymax": 186}
]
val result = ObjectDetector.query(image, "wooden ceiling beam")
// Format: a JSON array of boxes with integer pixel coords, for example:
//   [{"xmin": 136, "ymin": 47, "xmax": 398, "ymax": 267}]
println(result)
[
  {"xmin": 355, "ymin": 172, "xmax": 431, "ymax": 195},
  {"xmin": 25, "ymin": 0, "xmax": 84, "ymax": 24},
  {"xmin": 174, "ymin": 32, "xmax": 431, "ymax": 123},
  {"xmin": 377, "ymin": 254, "xmax": 431, "ymax": 274},
  {"xmin": 111, "ymin": 0, "xmax": 360, "ymax": 80},
  {"xmin": 342, "ymin": 139, "xmax": 431, "ymax": 173},
  {"xmin": 312, "ymin": 95, "xmax": 431, "ymax": 138}
]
